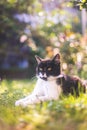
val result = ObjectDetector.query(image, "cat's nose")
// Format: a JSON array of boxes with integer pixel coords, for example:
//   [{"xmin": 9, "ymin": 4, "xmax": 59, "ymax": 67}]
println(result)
[
  {"xmin": 39, "ymin": 72, "xmax": 47, "ymax": 78},
  {"xmin": 43, "ymin": 73, "xmax": 47, "ymax": 78}
]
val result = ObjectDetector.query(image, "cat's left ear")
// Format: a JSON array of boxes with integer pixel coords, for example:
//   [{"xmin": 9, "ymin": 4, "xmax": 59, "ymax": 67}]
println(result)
[
  {"xmin": 52, "ymin": 53, "xmax": 60, "ymax": 62},
  {"xmin": 35, "ymin": 55, "xmax": 42, "ymax": 64}
]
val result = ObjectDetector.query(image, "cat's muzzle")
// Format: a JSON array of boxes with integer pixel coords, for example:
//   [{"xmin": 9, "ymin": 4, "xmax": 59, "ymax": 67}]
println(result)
[
  {"xmin": 40, "ymin": 77, "xmax": 47, "ymax": 81},
  {"xmin": 39, "ymin": 72, "xmax": 47, "ymax": 81}
]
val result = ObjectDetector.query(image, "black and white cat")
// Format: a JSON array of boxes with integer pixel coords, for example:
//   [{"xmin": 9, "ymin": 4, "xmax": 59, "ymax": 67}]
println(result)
[{"xmin": 15, "ymin": 54, "xmax": 86, "ymax": 107}]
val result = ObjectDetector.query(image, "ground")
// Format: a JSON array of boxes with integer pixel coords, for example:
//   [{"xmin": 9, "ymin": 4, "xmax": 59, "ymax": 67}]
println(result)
[{"xmin": 0, "ymin": 79, "xmax": 87, "ymax": 130}]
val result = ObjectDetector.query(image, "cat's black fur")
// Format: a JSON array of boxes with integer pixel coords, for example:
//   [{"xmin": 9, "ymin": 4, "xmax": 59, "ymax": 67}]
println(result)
[
  {"xmin": 36, "ymin": 54, "xmax": 86, "ymax": 96},
  {"xmin": 57, "ymin": 75, "xmax": 86, "ymax": 96}
]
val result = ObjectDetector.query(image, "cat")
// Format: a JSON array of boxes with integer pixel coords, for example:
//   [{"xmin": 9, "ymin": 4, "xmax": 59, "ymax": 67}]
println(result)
[{"xmin": 15, "ymin": 53, "xmax": 86, "ymax": 107}]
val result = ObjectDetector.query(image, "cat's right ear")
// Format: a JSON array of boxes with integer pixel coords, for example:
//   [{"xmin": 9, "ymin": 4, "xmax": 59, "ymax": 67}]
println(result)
[{"xmin": 35, "ymin": 55, "xmax": 42, "ymax": 64}]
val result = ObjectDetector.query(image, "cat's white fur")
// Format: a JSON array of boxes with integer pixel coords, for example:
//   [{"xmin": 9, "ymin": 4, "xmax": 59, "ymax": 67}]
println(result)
[{"xmin": 15, "ymin": 77, "xmax": 62, "ymax": 107}]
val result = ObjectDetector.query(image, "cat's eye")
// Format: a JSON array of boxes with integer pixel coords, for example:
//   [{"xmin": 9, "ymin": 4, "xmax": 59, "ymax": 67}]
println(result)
[
  {"xmin": 47, "ymin": 67, "xmax": 52, "ymax": 71},
  {"xmin": 39, "ymin": 68, "xmax": 43, "ymax": 71}
]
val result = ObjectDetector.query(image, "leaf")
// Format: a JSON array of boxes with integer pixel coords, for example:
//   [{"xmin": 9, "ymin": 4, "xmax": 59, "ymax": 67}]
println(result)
[
  {"xmin": 82, "ymin": 0, "xmax": 86, "ymax": 3},
  {"xmin": 7, "ymin": 0, "xmax": 17, "ymax": 4}
]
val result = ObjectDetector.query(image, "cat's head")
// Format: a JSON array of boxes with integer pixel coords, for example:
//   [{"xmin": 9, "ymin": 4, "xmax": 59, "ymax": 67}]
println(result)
[{"xmin": 35, "ymin": 54, "xmax": 61, "ymax": 81}]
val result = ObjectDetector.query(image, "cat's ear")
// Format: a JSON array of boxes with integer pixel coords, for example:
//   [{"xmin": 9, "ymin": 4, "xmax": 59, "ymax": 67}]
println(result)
[
  {"xmin": 52, "ymin": 53, "xmax": 60, "ymax": 62},
  {"xmin": 35, "ymin": 55, "xmax": 42, "ymax": 64}
]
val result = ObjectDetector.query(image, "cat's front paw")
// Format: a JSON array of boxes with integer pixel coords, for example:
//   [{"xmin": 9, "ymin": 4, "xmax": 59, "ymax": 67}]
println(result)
[
  {"xmin": 15, "ymin": 99, "xmax": 27, "ymax": 107},
  {"xmin": 15, "ymin": 99, "xmax": 34, "ymax": 107}
]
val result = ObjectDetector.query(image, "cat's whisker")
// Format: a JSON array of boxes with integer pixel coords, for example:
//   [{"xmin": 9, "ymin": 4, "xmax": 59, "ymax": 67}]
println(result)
[{"xmin": 30, "ymin": 75, "xmax": 37, "ymax": 81}]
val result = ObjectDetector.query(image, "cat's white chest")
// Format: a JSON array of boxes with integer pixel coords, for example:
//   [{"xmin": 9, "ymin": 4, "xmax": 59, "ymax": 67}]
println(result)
[
  {"xmin": 41, "ymin": 79, "xmax": 62, "ymax": 100},
  {"xmin": 15, "ymin": 79, "xmax": 62, "ymax": 106}
]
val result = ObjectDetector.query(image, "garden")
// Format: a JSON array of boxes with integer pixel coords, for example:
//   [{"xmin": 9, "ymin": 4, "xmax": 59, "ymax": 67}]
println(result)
[{"xmin": 0, "ymin": 0, "xmax": 87, "ymax": 130}]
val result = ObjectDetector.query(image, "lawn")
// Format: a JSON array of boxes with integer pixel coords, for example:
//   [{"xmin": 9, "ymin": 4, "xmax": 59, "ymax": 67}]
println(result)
[{"xmin": 0, "ymin": 79, "xmax": 87, "ymax": 130}]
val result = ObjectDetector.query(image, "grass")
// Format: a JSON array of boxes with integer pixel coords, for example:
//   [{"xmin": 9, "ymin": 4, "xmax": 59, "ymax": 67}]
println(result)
[{"xmin": 0, "ymin": 79, "xmax": 87, "ymax": 130}]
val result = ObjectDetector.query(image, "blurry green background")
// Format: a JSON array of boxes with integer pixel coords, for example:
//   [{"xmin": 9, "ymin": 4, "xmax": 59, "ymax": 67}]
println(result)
[
  {"xmin": 0, "ymin": 0, "xmax": 87, "ymax": 79},
  {"xmin": 0, "ymin": 0, "xmax": 87, "ymax": 130}
]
